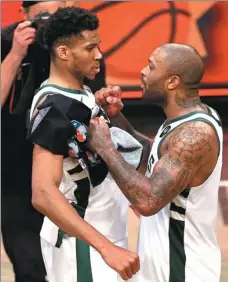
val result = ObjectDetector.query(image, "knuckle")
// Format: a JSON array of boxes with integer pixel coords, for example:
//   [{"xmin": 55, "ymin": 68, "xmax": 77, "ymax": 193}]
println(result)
[
  {"xmin": 17, "ymin": 23, "xmax": 23, "ymax": 29},
  {"xmin": 118, "ymin": 266, "xmax": 124, "ymax": 272}
]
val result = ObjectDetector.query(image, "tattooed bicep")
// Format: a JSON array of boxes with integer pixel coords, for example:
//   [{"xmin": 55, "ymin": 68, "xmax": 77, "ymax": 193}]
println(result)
[
  {"xmin": 168, "ymin": 121, "xmax": 214, "ymax": 165},
  {"xmin": 149, "ymin": 122, "xmax": 214, "ymax": 201}
]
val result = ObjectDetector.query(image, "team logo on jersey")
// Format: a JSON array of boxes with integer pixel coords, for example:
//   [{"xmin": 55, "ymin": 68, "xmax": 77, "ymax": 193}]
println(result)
[
  {"xmin": 71, "ymin": 120, "xmax": 88, "ymax": 143},
  {"xmin": 159, "ymin": 125, "xmax": 171, "ymax": 138}
]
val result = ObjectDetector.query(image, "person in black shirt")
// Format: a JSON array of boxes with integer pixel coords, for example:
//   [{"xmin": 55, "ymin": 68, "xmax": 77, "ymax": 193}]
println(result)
[{"xmin": 1, "ymin": 1, "xmax": 106, "ymax": 281}]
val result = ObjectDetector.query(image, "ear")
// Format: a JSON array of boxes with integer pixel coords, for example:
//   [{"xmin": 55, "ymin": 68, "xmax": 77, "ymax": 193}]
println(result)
[
  {"xmin": 20, "ymin": 7, "xmax": 28, "ymax": 20},
  {"xmin": 56, "ymin": 46, "xmax": 70, "ymax": 61},
  {"xmin": 166, "ymin": 75, "xmax": 180, "ymax": 90}
]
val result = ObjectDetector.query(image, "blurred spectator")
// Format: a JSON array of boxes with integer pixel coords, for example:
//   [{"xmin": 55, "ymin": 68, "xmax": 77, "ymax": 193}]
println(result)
[{"xmin": 1, "ymin": 1, "xmax": 106, "ymax": 281}]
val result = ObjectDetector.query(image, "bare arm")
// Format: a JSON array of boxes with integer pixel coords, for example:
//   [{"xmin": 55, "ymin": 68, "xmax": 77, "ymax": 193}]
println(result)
[
  {"xmin": 1, "ymin": 52, "xmax": 23, "ymax": 106},
  {"xmin": 93, "ymin": 121, "xmax": 216, "ymax": 216},
  {"xmin": 32, "ymin": 144, "xmax": 139, "ymax": 280},
  {"xmin": 32, "ymin": 144, "xmax": 113, "ymax": 251},
  {"xmin": 111, "ymin": 113, "xmax": 153, "ymax": 173}
]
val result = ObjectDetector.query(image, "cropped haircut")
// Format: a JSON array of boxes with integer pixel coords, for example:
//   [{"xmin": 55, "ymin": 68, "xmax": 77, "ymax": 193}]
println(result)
[{"xmin": 44, "ymin": 6, "xmax": 99, "ymax": 55}]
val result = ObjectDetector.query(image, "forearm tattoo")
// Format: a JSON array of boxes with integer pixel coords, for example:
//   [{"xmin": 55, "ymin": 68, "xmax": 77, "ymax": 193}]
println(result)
[{"xmin": 101, "ymin": 122, "xmax": 213, "ymax": 213}]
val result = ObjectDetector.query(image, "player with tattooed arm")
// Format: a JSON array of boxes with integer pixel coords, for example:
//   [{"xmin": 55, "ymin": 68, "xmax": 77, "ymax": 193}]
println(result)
[{"xmin": 88, "ymin": 43, "xmax": 223, "ymax": 282}]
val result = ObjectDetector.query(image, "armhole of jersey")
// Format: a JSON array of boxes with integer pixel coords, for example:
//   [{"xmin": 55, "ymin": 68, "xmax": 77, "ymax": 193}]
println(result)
[
  {"xmin": 31, "ymin": 93, "xmax": 47, "ymax": 118},
  {"xmin": 136, "ymin": 145, "xmax": 145, "ymax": 171},
  {"xmin": 157, "ymin": 126, "xmax": 177, "ymax": 159},
  {"xmin": 30, "ymin": 91, "xmax": 60, "ymax": 120},
  {"xmin": 206, "ymin": 105, "xmax": 223, "ymax": 127},
  {"xmin": 157, "ymin": 117, "xmax": 221, "ymax": 159}
]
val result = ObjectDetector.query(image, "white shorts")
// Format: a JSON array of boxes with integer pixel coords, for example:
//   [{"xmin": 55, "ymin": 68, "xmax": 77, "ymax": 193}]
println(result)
[{"xmin": 41, "ymin": 236, "xmax": 127, "ymax": 282}]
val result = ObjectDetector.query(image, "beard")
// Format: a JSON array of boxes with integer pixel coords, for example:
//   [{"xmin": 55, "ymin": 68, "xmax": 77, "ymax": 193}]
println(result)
[{"xmin": 143, "ymin": 85, "xmax": 167, "ymax": 107}]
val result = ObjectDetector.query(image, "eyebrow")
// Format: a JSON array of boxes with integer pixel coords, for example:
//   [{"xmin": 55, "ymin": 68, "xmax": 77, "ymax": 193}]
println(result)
[
  {"xmin": 86, "ymin": 40, "xmax": 101, "ymax": 46},
  {"xmin": 148, "ymin": 59, "xmax": 155, "ymax": 68}
]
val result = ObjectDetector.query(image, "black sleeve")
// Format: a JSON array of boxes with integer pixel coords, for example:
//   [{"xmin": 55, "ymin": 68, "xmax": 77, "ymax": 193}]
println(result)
[
  {"xmin": 84, "ymin": 57, "xmax": 106, "ymax": 93},
  {"xmin": 27, "ymin": 102, "xmax": 75, "ymax": 156},
  {"xmin": 27, "ymin": 94, "xmax": 92, "ymax": 156}
]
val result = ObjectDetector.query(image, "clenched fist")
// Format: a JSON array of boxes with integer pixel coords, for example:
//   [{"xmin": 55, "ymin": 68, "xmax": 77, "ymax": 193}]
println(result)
[
  {"xmin": 101, "ymin": 243, "xmax": 140, "ymax": 280},
  {"xmin": 11, "ymin": 21, "xmax": 36, "ymax": 59},
  {"xmin": 88, "ymin": 117, "xmax": 112, "ymax": 154},
  {"xmin": 95, "ymin": 85, "xmax": 124, "ymax": 117}
]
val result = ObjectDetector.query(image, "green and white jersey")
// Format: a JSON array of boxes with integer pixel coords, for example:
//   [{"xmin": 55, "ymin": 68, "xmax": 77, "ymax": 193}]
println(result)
[
  {"xmin": 30, "ymin": 83, "xmax": 129, "ymax": 247},
  {"xmin": 132, "ymin": 107, "xmax": 223, "ymax": 282}
]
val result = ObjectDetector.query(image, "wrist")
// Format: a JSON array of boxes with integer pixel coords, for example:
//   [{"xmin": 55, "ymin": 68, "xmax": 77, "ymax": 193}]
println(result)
[
  {"xmin": 9, "ymin": 49, "xmax": 25, "ymax": 63},
  {"xmin": 90, "ymin": 233, "xmax": 112, "ymax": 254},
  {"xmin": 96, "ymin": 142, "xmax": 115, "ymax": 159},
  {"xmin": 109, "ymin": 112, "xmax": 120, "ymax": 118},
  {"xmin": 109, "ymin": 112, "xmax": 122, "ymax": 123},
  {"xmin": 109, "ymin": 111, "xmax": 122, "ymax": 119},
  {"xmin": 96, "ymin": 239, "xmax": 113, "ymax": 258}
]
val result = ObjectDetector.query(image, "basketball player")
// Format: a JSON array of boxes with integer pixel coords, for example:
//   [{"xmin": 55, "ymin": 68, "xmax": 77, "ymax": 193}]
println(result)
[
  {"xmin": 89, "ymin": 43, "xmax": 223, "ymax": 282},
  {"xmin": 2, "ymin": 1, "xmax": 107, "ymax": 280},
  {"xmin": 28, "ymin": 7, "xmax": 139, "ymax": 282}
]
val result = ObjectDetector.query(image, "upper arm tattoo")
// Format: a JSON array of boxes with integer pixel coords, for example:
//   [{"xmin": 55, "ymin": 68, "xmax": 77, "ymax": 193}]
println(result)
[
  {"xmin": 99, "ymin": 121, "xmax": 214, "ymax": 214},
  {"xmin": 148, "ymin": 122, "xmax": 213, "ymax": 207}
]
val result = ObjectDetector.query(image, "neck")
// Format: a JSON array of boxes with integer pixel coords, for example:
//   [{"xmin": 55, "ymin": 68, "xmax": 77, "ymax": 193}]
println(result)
[
  {"xmin": 48, "ymin": 61, "xmax": 84, "ymax": 91},
  {"xmin": 163, "ymin": 91, "xmax": 205, "ymax": 120}
]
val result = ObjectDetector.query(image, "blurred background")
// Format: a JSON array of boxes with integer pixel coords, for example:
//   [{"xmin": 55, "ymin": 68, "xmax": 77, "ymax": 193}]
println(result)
[{"xmin": 1, "ymin": 1, "xmax": 228, "ymax": 281}]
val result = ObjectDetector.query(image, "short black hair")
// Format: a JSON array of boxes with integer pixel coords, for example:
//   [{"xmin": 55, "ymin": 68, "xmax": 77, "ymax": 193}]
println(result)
[{"xmin": 44, "ymin": 6, "xmax": 99, "ymax": 54}]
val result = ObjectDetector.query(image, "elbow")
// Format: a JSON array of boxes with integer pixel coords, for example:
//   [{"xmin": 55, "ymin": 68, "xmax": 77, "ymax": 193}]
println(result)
[
  {"xmin": 31, "ymin": 185, "xmax": 48, "ymax": 214},
  {"xmin": 136, "ymin": 205, "xmax": 160, "ymax": 217}
]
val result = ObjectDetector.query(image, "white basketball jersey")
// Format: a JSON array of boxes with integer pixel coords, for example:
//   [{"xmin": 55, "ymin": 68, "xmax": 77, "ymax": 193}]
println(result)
[
  {"xmin": 131, "ymin": 107, "xmax": 223, "ymax": 282},
  {"xmin": 30, "ymin": 84, "xmax": 129, "ymax": 247}
]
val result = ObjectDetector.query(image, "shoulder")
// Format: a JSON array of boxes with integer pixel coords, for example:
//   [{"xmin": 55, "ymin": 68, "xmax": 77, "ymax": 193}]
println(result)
[
  {"xmin": 167, "ymin": 120, "xmax": 218, "ymax": 162},
  {"xmin": 169, "ymin": 120, "xmax": 217, "ymax": 144}
]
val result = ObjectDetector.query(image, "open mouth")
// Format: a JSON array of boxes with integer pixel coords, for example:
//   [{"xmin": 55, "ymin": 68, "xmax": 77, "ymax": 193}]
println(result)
[{"xmin": 93, "ymin": 66, "xmax": 100, "ymax": 73}]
